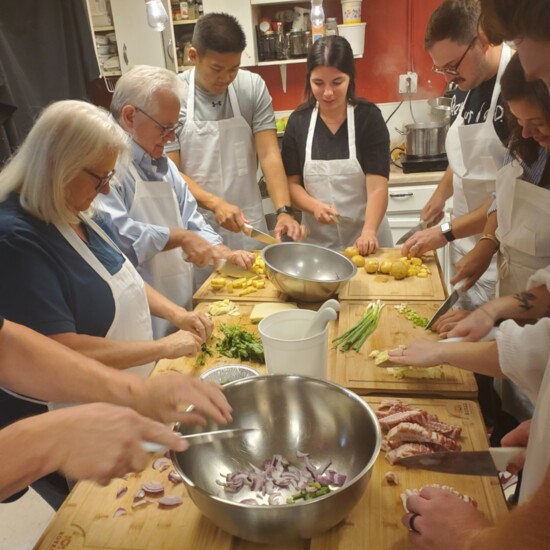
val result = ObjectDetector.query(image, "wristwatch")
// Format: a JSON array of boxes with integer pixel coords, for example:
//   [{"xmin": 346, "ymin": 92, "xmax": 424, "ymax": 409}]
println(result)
[
  {"xmin": 440, "ymin": 221, "xmax": 456, "ymax": 242},
  {"xmin": 275, "ymin": 205, "xmax": 293, "ymax": 217}
]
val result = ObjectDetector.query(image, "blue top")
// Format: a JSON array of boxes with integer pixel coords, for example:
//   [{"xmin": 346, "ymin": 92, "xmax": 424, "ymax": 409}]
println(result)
[
  {"xmin": 96, "ymin": 141, "xmax": 222, "ymax": 268},
  {"xmin": 0, "ymin": 192, "xmax": 124, "ymax": 336}
]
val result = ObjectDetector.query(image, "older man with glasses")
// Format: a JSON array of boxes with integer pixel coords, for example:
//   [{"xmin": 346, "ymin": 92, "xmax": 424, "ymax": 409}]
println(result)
[
  {"xmin": 98, "ymin": 65, "xmax": 255, "ymax": 338},
  {"xmin": 400, "ymin": 0, "xmax": 512, "ymax": 313}
]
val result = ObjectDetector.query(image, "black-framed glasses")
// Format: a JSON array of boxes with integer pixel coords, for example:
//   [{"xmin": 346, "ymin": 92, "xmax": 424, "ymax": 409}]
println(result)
[
  {"xmin": 83, "ymin": 168, "xmax": 116, "ymax": 192},
  {"xmin": 432, "ymin": 37, "xmax": 477, "ymax": 76},
  {"xmin": 134, "ymin": 106, "xmax": 183, "ymax": 138}
]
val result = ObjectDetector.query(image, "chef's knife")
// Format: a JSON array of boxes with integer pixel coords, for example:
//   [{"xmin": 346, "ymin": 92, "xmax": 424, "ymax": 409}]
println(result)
[
  {"xmin": 330, "ymin": 214, "xmax": 355, "ymax": 224},
  {"xmin": 142, "ymin": 428, "xmax": 258, "ymax": 453},
  {"xmin": 395, "ymin": 215, "xmax": 437, "ymax": 246},
  {"xmin": 396, "ymin": 447, "xmax": 524, "ymax": 476},
  {"xmin": 425, "ymin": 280, "xmax": 466, "ymax": 330},
  {"xmin": 242, "ymin": 223, "xmax": 278, "ymax": 245}
]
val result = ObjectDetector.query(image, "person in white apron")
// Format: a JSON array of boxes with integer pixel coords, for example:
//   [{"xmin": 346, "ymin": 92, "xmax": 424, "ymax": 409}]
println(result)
[
  {"xmin": 165, "ymin": 13, "xmax": 305, "ymax": 245},
  {"xmin": 444, "ymin": 42, "xmax": 512, "ymax": 309},
  {"xmin": 100, "ymin": 66, "xmax": 256, "ymax": 334},
  {"xmin": 282, "ymin": 36, "xmax": 392, "ymax": 253},
  {"xmin": 0, "ymin": 100, "xmax": 209, "ymax": 508}
]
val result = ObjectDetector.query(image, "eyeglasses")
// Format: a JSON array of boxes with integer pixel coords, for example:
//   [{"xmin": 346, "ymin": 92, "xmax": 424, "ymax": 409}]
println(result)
[
  {"xmin": 83, "ymin": 168, "xmax": 116, "ymax": 192},
  {"xmin": 134, "ymin": 106, "xmax": 183, "ymax": 139},
  {"xmin": 432, "ymin": 37, "xmax": 477, "ymax": 76}
]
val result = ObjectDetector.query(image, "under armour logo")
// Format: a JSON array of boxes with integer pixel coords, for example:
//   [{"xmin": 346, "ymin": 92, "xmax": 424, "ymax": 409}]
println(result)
[{"xmin": 212, "ymin": 100, "xmax": 222, "ymax": 107}]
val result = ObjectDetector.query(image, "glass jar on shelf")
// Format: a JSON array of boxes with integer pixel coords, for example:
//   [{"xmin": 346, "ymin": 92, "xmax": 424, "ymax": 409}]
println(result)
[{"xmin": 326, "ymin": 17, "xmax": 338, "ymax": 36}]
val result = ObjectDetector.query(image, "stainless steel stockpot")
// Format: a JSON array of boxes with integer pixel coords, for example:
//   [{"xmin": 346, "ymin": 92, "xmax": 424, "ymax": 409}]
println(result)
[{"xmin": 398, "ymin": 121, "xmax": 448, "ymax": 158}]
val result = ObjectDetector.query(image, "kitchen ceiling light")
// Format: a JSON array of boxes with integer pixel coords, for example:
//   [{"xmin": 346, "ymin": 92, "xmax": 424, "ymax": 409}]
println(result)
[{"xmin": 145, "ymin": 0, "xmax": 169, "ymax": 32}]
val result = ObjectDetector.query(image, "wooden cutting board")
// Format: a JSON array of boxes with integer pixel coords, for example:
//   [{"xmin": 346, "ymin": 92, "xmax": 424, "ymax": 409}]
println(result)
[
  {"xmin": 338, "ymin": 248, "xmax": 447, "ymax": 302},
  {"xmin": 34, "ymin": 397, "xmax": 507, "ymax": 550},
  {"xmin": 154, "ymin": 302, "xmax": 268, "ymax": 378},
  {"xmin": 193, "ymin": 271, "xmax": 286, "ymax": 304},
  {"xmin": 330, "ymin": 302, "xmax": 478, "ymax": 398}
]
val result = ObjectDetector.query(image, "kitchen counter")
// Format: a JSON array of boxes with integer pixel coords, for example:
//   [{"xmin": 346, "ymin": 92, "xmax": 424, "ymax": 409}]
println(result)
[
  {"xmin": 389, "ymin": 165, "xmax": 445, "ymax": 186},
  {"xmin": 34, "ymin": 396, "xmax": 507, "ymax": 550}
]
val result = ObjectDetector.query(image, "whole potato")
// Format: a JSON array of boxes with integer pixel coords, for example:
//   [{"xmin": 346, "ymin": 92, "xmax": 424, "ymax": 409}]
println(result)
[
  {"xmin": 390, "ymin": 261, "xmax": 409, "ymax": 280},
  {"xmin": 351, "ymin": 255, "xmax": 365, "ymax": 267},
  {"xmin": 343, "ymin": 246, "xmax": 360, "ymax": 259},
  {"xmin": 380, "ymin": 260, "xmax": 393, "ymax": 274},
  {"xmin": 364, "ymin": 259, "xmax": 379, "ymax": 274}
]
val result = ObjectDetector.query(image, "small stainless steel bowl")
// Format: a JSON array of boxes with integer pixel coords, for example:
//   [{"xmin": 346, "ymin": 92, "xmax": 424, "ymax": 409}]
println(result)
[
  {"xmin": 171, "ymin": 375, "xmax": 381, "ymax": 544},
  {"xmin": 199, "ymin": 364, "xmax": 260, "ymax": 385},
  {"xmin": 261, "ymin": 242, "xmax": 357, "ymax": 302}
]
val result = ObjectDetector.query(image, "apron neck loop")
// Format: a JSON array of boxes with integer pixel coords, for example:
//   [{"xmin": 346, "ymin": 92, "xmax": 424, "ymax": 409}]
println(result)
[
  {"xmin": 188, "ymin": 68, "xmax": 240, "ymax": 119},
  {"xmin": 305, "ymin": 102, "xmax": 356, "ymax": 161}
]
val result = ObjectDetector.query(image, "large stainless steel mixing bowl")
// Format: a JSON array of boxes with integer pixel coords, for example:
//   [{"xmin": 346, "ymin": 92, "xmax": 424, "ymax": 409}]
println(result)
[
  {"xmin": 171, "ymin": 375, "xmax": 381, "ymax": 544},
  {"xmin": 261, "ymin": 242, "xmax": 357, "ymax": 302}
]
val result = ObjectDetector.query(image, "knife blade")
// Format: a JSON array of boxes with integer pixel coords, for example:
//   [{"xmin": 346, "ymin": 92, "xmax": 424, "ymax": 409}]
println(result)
[
  {"xmin": 142, "ymin": 428, "xmax": 258, "ymax": 453},
  {"xmin": 396, "ymin": 447, "xmax": 524, "ymax": 476},
  {"xmin": 217, "ymin": 259, "xmax": 257, "ymax": 279},
  {"xmin": 425, "ymin": 280, "xmax": 466, "ymax": 330},
  {"xmin": 242, "ymin": 223, "xmax": 278, "ymax": 245},
  {"xmin": 395, "ymin": 215, "xmax": 437, "ymax": 246}
]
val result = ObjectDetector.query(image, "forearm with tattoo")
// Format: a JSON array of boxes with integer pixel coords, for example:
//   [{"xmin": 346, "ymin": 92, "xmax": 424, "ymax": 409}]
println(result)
[{"xmin": 513, "ymin": 291, "xmax": 537, "ymax": 313}]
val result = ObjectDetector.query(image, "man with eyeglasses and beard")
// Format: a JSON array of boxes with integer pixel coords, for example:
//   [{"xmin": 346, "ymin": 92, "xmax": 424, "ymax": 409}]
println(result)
[{"xmin": 401, "ymin": 0, "xmax": 512, "ymax": 312}]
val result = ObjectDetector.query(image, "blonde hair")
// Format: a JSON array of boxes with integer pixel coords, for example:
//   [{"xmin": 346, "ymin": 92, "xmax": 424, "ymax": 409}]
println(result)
[
  {"xmin": 0, "ymin": 100, "xmax": 129, "ymax": 225},
  {"xmin": 110, "ymin": 65, "xmax": 185, "ymax": 120}
]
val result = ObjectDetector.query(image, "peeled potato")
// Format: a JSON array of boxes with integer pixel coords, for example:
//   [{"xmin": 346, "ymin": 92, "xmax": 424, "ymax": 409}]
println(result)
[
  {"xmin": 380, "ymin": 260, "xmax": 393, "ymax": 274},
  {"xmin": 364, "ymin": 259, "xmax": 379, "ymax": 274},
  {"xmin": 343, "ymin": 246, "xmax": 360, "ymax": 259}
]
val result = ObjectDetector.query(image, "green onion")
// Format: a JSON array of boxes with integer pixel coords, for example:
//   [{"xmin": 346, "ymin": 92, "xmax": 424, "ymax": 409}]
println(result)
[{"xmin": 333, "ymin": 300, "xmax": 384, "ymax": 352}]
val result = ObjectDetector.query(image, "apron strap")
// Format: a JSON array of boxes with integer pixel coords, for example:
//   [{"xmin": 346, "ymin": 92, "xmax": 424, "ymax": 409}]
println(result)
[
  {"xmin": 305, "ymin": 103, "xmax": 356, "ymax": 162},
  {"xmin": 188, "ymin": 68, "xmax": 240, "ymax": 119}
]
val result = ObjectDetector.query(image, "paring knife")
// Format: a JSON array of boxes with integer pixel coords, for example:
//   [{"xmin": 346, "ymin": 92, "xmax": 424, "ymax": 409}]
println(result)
[
  {"xmin": 395, "ymin": 215, "xmax": 437, "ymax": 246},
  {"xmin": 242, "ymin": 223, "xmax": 278, "ymax": 245},
  {"xmin": 142, "ymin": 428, "xmax": 258, "ymax": 453},
  {"xmin": 396, "ymin": 447, "xmax": 524, "ymax": 476},
  {"xmin": 425, "ymin": 280, "xmax": 466, "ymax": 330}
]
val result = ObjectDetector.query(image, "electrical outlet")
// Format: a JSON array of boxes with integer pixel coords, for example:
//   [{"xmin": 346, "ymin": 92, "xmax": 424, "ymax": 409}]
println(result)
[{"xmin": 399, "ymin": 72, "xmax": 418, "ymax": 94}]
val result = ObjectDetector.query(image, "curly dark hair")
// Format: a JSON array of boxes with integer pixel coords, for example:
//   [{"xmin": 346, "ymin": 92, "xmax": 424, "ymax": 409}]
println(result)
[{"xmin": 500, "ymin": 54, "xmax": 550, "ymax": 165}]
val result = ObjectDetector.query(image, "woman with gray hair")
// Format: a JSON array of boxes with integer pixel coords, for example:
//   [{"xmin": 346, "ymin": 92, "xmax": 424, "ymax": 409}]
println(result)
[{"xmin": 0, "ymin": 99, "xmax": 214, "ymax": 506}]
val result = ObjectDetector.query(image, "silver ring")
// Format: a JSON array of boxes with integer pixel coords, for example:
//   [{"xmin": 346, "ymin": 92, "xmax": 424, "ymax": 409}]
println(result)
[
  {"xmin": 409, "ymin": 512, "xmax": 420, "ymax": 533},
  {"xmin": 400, "ymin": 347, "xmax": 406, "ymax": 356}
]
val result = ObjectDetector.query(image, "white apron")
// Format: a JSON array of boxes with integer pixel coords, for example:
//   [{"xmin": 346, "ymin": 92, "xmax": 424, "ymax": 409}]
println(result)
[
  {"xmin": 178, "ymin": 69, "xmax": 267, "ymax": 250},
  {"xmin": 48, "ymin": 218, "xmax": 155, "ymax": 411},
  {"xmin": 496, "ymin": 162, "xmax": 550, "ymax": 295},
  {"xmin": 128, "ymin": 164, "xmax": 194, "ymax": 338},
  {"xmin": 445, "ymin": 43, "xmax": 512, "ymax": 309},
  {"xmin": 302, "ymin": 103, "xmax": 393, "ymax": 249},
  {"xmin": 493, "ymin": 161, "xmax": 550, "ymax": 422}
]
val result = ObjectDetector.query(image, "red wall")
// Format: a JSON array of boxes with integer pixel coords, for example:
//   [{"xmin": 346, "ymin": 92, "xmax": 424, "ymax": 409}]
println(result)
[{"xmin": 247, "ymin": 0, "xmax": 447, "ymax": 110}]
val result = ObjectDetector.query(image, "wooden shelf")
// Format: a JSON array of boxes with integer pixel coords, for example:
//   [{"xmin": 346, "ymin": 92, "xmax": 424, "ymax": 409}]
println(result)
[
  {"xmin": 257, "ymin": 57, "xmax": 307, "ymax": 67},
  {"xmin": 94, "ymin": 25, "xmax": 114, "ymax": 32},
  {"xmin": 173, "ymin": 18, "xmax": 199, "ymax": 26}
]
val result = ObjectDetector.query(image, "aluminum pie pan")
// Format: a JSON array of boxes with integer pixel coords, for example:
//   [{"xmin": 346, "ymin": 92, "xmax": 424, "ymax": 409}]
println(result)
[{"xmin": 199, "ymin": 364, "xmax": 260, "ymax": 385}]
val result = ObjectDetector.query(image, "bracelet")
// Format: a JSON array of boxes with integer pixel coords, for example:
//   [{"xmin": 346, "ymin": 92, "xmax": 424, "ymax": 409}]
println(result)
[{"xmin": 478, "ymin": 234, "xmax": 500, "ymax": 249}]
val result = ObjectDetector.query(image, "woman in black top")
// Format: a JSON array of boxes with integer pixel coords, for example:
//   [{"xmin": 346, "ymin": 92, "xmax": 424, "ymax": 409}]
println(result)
[{"xmin": 282, "ymin": 35, "xmax": 392, "ymax": 253}]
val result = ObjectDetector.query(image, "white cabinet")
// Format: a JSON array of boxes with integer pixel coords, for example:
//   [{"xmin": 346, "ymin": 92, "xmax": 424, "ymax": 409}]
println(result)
[
  {"xmin": 110, "ymin": 0, "xmax": 166, "ymax": 73},
  {"xmin": 386, "ymin": 183, "xmax": 453, "ymax": 291},
  {"xmin": 85, "ymin": 0, "xmax": 167, "ymax": 89}
]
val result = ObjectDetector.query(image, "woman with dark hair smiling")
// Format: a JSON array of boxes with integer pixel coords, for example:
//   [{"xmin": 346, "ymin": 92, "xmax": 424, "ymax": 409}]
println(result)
[{"xmin": 281, "ymin": 35, "xmax": 392, "ymax": 254}]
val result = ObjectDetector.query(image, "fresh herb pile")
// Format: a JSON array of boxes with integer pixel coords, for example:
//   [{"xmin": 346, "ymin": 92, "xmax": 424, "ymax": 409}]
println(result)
[
  {"xmin": 194, "ymin": 342, "xmax": 214, "ymax": 368},
  {"xmin": 216, "ymin": 323, "xmax": 265, "ymax": 363},
  {"xmin": 333, "ymin": 300, "xmax": 384, "ymax": 352}
]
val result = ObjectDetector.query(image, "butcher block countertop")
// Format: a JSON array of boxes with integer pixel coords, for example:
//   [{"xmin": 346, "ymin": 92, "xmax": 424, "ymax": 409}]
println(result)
[
  {"xmin": 330, "ymin": 302, "xmax": 478, "ymax": 398},
  {"xmin": 195, "ymin": 248, "xmax": 446, "ymax": 305},
  {"xmin": 35, "ymin": 397, "xmax": 507, "ymax": 550},
  {"xmin": 338, "ymin": 249, "xmax": 447, "ymax": 302}
]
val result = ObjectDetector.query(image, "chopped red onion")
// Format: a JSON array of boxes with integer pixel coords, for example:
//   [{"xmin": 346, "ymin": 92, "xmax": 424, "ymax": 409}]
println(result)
[
  {"xmin": 239, "ymin": 498, "xmax": 259, "ymax": 505},
  {"xmin": 152, "ymin": 457, "xmax": 171, "ymax": 472},
  {"xmin": 131, "ymin": 499, "xmax": 149, "ymax": 508},
  {"xmin": 158, "ymin": 495, "xmax": 183, "ymax": 508},
  {"xmin": 168, "ymin": 470, "xmax": 183, "ymax": 484},
  {"xmin": 113, "ymin": 507, "xmax": 127, "ymax": 517},
  {"xmin": 134, "ymin": 489, "xmax": 145, "ymax": 500},
  {"xmin": 115, "ymin": 486, "xmax": 128, "ymax": 499},
  {"xmin": 141, "ymin": 481, "xmax": 165, "ymax": 495}
]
